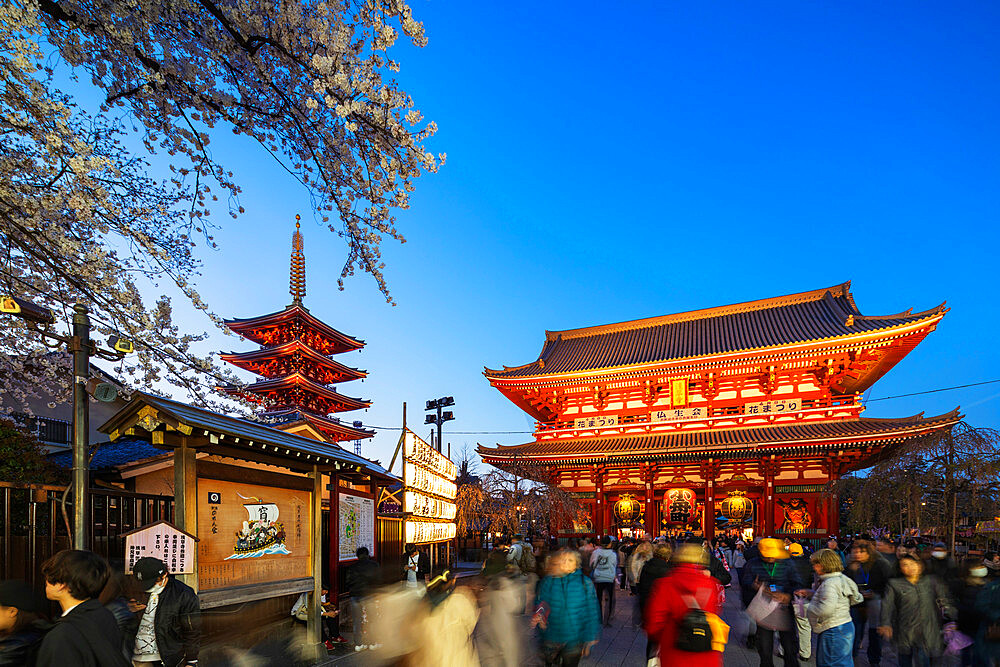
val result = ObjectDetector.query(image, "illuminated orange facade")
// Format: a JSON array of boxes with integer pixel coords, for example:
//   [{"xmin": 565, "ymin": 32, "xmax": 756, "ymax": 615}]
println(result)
[
  {"xmin": 221, "ymin": 220, "xmax": 374, "ymax": 444},
  {"xmin": 479, "ymin": 283, "xmax": 959, "ymax": 540}
]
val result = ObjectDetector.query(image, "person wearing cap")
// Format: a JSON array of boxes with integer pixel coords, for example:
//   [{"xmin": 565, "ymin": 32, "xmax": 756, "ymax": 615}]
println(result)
[
  {"xmin": 741, "ymin": 537, "xmax": 804, "ymax": 667},
  {"xmin": 36, "ymin": 549, "xmax": 128, "ymax": 667},
  {"xmin": 0, "ymin": 580, "xmax": 50, "ymax": 666},
  {"xmin": 125, "ymin": 557, "xmax": 200, "ymax": 667}
]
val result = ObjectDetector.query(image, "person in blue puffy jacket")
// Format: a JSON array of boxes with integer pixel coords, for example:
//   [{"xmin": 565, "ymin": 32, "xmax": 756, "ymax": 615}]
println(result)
[{"xmin": 531, "ymin": 549, "xmax": 601, "ymax": 666}]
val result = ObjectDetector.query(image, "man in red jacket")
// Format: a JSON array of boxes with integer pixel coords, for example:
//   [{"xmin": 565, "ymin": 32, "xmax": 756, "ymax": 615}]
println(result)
[{"xmin": 644, "ymin": 543, "xmax": 725, "ymax": 666}]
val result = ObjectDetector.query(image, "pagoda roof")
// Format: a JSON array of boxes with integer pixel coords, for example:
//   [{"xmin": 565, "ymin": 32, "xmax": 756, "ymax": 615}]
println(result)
[
  {"xmin": 223, "ymin": 373, "xmax": 371, "ymax": 413},
  {"xmin": 220, "ymin": 340, "xmax": 366, "ymax": 384},
  {"xmin": 267, "ymin": 410, "xmax": 375, "ymax": 442},
  {"xmin": 477, "ymin": 409, "xmax": 961, "ymax": 467},
  {"xmin": 485, "ymin": 282, "xmax": 947, "ymax": 379},
  {"xmin": 226, "ymin": 305, "xmax": 364, "ymax": 355}
]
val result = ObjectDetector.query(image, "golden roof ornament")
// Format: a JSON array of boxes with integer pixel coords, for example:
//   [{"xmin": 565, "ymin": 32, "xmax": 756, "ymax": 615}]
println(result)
[{"xmin": 290, "ymin": 215, "xmax": 306, "ymax": 305}]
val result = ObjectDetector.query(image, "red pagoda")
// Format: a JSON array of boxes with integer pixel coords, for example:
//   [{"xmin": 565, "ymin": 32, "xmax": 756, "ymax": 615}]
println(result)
[
  {"xmin": 221, "ymin": 217, "xmax": 374, "ymax": 444},
  {"xmin": 478, "ymin": 282, "xmax": 960, "ymax": 541}
]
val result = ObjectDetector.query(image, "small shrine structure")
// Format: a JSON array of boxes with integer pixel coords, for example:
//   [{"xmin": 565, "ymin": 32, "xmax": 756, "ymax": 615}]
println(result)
[
  {"xmin": 478, "ymin": 282, "xmax": 960, "ymax": 542},
  {"xmin": 221, "ymin": 216, "xmax": 374, "ymax": 445}
]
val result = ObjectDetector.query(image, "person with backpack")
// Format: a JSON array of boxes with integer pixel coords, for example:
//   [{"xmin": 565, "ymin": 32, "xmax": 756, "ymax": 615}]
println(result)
[
  {"xmin": 507, "ymin": 534, "xmax": 536, "ymax": 614},
  {"xmin": 802, "ymin": 548, "xmax": 864, "ymax": 667},
  {"xmin": 644, "ymin": 543, "xmax": 728, "ymax": 666},
  {"xmin": 531, "ymin": 549, "xmax": 600, "ymax": 666},
  {"xmin": 590, "ymin": 536, "xmax": 619, "ymax": 626},
  {"xmin": 36, "ymin": 549, "xmax": 130, "ymax": 667}
]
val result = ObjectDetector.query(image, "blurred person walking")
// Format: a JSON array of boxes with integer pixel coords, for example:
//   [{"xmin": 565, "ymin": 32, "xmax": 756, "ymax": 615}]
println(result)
[
  {"xmin": 478, "ymin": 569, "xmax": 522, "ymax": 667},
  {"xmin": 644, "ymin": 543, "xmax": 728, "ymax": 667},
  {"xmin": 802, "ymin": 548, "xmax": 863, "ymax": 667},
  {"xmin": 36, "ymin": 550, "xmax": 129, "ymax": 667},
  {"xmin": 847, "ymin": 539, "xmax": 893, "ymax": 665},
  {"xmin": 742, "ymin": 537, "xmax": 803, "ymax": 667},
  {"xmin": 590, "ymin": 536, "xmax": 619, "ymax": 626},
  {"xmin": 409, "ymin": 572, "xmax": 479, "ymax": 667},
  {"xmin": 0, "ymin": 580, "xmax": 49, "ymax": 666},
  {"xmin": 879, "ymin": 553, "xmax": 957, "ymax": 667},
  {"xmin": 531, "ymin": 550, "xmax": 600, "ymax": 667},
  {"xmin": 346, "ymin": 546, "xmax": 381, "ymax": 651},
  {"xmin": 974, "ymin": 576, "xmax": 1000, "ymax": 665},
  {"xmin": 638, "ymin": 543, "xmax": 673, "ymax": 664},
  {"xmin": 787, "ymin": 543, "xmax": 815, "ymax": 662},
  {"xmin": 627, "ymin": 542, "xmax": 654, "ymax": 624},
  {"xmin": 954, "ymin": 560, "xmax": 991, "ymax": 666}
]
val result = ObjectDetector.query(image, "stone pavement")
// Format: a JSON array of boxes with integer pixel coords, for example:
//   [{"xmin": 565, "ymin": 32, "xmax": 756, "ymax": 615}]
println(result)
[{"xmin": 321, "ymin": 580, "xmax": 962, "ymax": 666}]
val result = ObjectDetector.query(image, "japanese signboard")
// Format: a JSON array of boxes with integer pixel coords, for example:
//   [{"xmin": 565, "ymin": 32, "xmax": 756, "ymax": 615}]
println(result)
[
  {"xmin": 649, "ymin": 406, "xmax": 707, "ymax": 423},
  {"xmin": 197, "ymin": 479, "xmax": 310, "ymax": 591},
  {"xmin": 338, "ymin": 493, "xmax": 375, "ymax": 562},
  {"xmin": 670, "ymin": 378, "xmax": 689, "ymax": 407},
  {"xmin": 403, "ymin": 431, "xmax": 456, "ymax": 479},
  {"xmin": 405, "ymin": 520, "xmax": 457, "ymax": 544},
  {"xmin": 405, "ymin": 490, "xmax": 458, "ymax": 520},
  {"xmin": 123, "ymin": 521, "xmax": 198, "ymax": 574},
  {"xmin": 402, "ymin": 430, "xmax": 456, "ymax": 545},
  {"xmin": 573, "ymin": 414, "xmax": 619, "ymax": 429},
  {"xmin": 744, "ymin": 398, "xmax": 801, "ymax": 416}
]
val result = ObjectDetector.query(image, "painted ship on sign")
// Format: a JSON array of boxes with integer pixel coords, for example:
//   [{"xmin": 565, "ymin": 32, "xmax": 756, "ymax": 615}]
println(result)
[{"xmin": 226, "ymin": 494, "xmax": 291, "ymax": 559}]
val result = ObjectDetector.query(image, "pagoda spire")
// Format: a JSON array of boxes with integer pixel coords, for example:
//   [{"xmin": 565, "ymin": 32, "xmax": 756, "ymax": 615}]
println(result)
[{"xmin": 290, "ymin": 214, "xmax": 306, "ymax": 305}]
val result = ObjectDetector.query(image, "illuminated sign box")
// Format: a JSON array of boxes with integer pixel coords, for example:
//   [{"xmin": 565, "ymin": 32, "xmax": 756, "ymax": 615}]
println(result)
[
  {"xmin": 405, "ymin": 521, "xmax": 457, "ymax": 544},
  {"xmin": 404, "ymin": 431, "xmax": 457, "ymax": 479},
  {"xmin": 404, "ymin": 461, "xmax": 457, "ymax": 500},
  {"xmin": 405, "ymin": 490, "xmax": 457, "ymax": 520}
]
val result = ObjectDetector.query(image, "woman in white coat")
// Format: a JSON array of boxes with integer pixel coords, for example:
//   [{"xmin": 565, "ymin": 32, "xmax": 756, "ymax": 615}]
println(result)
[{"xmin": 801, "ymin": 548, "xmax": 863, "ymax": 667}]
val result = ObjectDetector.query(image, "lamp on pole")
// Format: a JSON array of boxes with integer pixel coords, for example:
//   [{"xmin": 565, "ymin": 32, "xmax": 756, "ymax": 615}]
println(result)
[
  {"xmin": 1, "ymin": 296, "xmax": 131, "ymax": 550},
  {"xmin": 424, "ymin": 396, "xmax": 455, "ymax": 454}
]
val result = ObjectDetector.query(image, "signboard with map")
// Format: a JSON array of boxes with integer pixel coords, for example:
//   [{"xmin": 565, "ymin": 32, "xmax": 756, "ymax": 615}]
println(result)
[
  {"xmin": 198, "ymin": 479, "xmax": 310, "ymax": 590},
  {"xmin": 338, "ymin": 493, "xmax": 375, "ymax": 561}
]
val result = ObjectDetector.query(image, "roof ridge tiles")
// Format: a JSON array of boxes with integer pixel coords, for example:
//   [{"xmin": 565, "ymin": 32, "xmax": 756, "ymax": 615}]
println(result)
[{"xmin": 544, "ymin": 281, "xmax": 853, "ymax": 341}]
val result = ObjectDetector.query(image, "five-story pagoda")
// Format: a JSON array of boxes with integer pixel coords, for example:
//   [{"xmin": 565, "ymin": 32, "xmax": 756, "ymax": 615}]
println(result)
[{"xmin": 221, "ymin": 217, "xmax": 374, "ymax": 445}]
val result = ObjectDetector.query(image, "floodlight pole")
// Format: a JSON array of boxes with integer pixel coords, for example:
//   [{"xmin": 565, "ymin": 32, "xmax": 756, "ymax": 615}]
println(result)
[{"xmin": 70, "ymin": 304, "xmax": 90, "ymax": 551}]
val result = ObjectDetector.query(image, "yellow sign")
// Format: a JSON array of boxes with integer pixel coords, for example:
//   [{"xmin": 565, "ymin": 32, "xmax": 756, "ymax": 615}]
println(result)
[
  {"xmin": 404, "ymin": 490, "xmax": 457, "ymax": 520},
  {"xmin": 670, "ymin": 378, "xmax": 688, "ymax": 407},
  {"xmin": 650, "ymin": 407, "xmax": 705, "ymax": 423},
  {"xmin": 405, "ymin": 521, "xmax": 456, "ymax": 544}
]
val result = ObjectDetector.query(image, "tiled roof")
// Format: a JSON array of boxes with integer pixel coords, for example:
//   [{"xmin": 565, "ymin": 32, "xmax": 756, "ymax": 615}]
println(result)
[
  {"xmin": 226, "ymin": 305, "xmax": 364, "ymax": 353},
  {"xmin": 485, "ymin": 282, "xmax": 946, "ymax": 378},
  {"xmin": 477, "ymin": 410, "xmax": 960, "ymax": 464},
  {"xmin": 48, "ymin": 438, "xmax": 165, "ymax": 471},
  {"xmin": 98, "ymin": 392, "xmax": 394, "ymax": 478}
]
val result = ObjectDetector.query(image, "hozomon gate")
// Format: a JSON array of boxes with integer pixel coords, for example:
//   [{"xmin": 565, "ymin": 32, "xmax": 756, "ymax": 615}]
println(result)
[{"xmin": 478, "ymin": 283, "xmax": 960, "ymax": 542}]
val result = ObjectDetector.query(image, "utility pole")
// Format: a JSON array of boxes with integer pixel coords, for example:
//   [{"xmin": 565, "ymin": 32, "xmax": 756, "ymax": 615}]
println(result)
[
  {"xmin": 71, "ymin": 304, "xmax": 90, "ymax": 551},
  {"xmin": 424, "ymin": 396, "xmax": 455, "ymax": 454}
]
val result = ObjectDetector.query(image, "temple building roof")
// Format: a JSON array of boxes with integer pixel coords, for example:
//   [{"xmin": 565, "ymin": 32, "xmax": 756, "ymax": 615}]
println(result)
[
  {"xmin": 223, "ymin": 373, "xmax": 371, "ymax": 413},
  {"xmin": 485, "ymin": 282, "xmax": 947, "ymax": 380},
  {"xmin": 225, "ymin": 305, "xmax": 364, "ymax": 356},
  {"xmin": 477, "ymin": 409, "xmax": 961, "ymax": 467}
]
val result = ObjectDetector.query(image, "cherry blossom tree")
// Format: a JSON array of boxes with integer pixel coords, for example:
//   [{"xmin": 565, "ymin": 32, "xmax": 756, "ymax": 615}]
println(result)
[{"xmin": 1, "ymin": 0, "xmax": 440, "ymax": 410}]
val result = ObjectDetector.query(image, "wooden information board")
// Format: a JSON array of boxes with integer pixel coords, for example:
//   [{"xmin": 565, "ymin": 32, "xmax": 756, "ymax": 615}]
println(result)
[
  {"xmin": 123, "ymin": 521, "xmax": 198, "ymax": 574},
  {"xmin": 197, "ymin": 478, "xmax": 311, "ymax": 590}
]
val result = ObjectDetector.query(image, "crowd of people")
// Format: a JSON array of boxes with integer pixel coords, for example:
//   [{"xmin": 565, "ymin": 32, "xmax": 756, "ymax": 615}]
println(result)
[{"xmin": 2, "ymin": 536, "xmax": 999, "ymax": 666}]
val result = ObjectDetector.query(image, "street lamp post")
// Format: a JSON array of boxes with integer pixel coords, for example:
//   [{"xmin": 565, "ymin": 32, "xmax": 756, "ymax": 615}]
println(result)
[
  {"xmin": 424, "ymin": 396, "xmax": 455, "ymax": 454},
  {"xmin": 0, "ymin": 296, "xmax": 131, "ymax": 550}
]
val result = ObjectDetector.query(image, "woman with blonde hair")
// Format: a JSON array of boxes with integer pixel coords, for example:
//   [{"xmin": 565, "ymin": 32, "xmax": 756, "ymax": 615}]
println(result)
[{"xmin": 803, "ymin": 548, "xmax": 863, "ymax": 667}]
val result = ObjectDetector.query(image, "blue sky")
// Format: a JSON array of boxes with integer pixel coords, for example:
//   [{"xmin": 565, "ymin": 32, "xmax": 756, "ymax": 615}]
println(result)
[{"xmin": 130, "ymin": 1, "xmax": 999, "ymax": 469}]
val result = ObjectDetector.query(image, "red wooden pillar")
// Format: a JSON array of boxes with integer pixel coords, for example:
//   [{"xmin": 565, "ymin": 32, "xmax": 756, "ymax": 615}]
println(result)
[
  {"xmin": 644, "ymin": 465, "xmax": 655, "ymax": 537},
  {"xmin": 827, "ymin": 460, "xmax": 841, "ymax": 537},
  {"xmin": 704, "ymin": 480, "xmax": 715, "ymax": 542},
  {"xmin": 761, "ymin": 458, "xmax": 776, "ymax": 537},
  {"xmin": 328, "ymin": 471, "xmax": 340, "ymax": 601},
  {"xmin": 594, "ymin": 467, "xmax": 604, "ymax": 536}
]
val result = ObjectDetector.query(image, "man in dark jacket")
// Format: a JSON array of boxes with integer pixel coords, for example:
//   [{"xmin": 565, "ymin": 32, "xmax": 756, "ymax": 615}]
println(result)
[
  {"xmin": 36, "ymin": 550, "xmax": 129, "ymax": 667},
  {"xmin": 742, "ymin": 538, "xmax": 803, "ymax": 667},
  {"xmin": 847, "ymin": 540, "xmax": 893, "ymax": 665},
  {"xmin": 125, "ymin": 557, "xmax": 200, "ymax": 666},
  {"xmin": 346, "ymin": 547, "xmax": 381, "ymax": 650}
]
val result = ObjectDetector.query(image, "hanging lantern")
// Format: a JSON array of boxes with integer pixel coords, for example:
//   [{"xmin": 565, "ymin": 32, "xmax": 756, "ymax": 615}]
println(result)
[
  {"xmin": 613, "ymin": 493, "xmax": 642, "ymax": 525},
  {"xmin": 720, "ymin": 490, "xmax": 752, "ymax": 524},
  {"xmin": 664, "ymin": 487, "xmax": 696, "ymax": 524}
]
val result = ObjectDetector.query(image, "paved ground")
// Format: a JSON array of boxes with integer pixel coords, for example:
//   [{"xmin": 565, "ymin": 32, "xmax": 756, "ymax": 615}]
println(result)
[{"xmin": 320, "ymin": 577, "xmax": 962, "ymax": 666}]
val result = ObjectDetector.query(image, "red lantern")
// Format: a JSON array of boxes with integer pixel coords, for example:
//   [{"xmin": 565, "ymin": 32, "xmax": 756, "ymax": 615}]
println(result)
[{"xmin": 664, "ymin": 487, "xmax": 696, "ymax": 525}]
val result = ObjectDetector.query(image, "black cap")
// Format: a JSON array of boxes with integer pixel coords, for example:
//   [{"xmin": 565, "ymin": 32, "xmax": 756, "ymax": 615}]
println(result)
[
  {"xmin": 132, "ymin": 557, "xmax": 167, "ymax": 591},
  {"xmin": 0, "ymin": 580, "xmax": 46, "ymax": 613}
]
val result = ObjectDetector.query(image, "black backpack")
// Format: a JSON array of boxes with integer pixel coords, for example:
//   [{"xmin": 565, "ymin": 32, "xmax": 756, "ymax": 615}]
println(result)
[{"xmin": 674, "ymin": 594, "xmax": 713, "ymax": 653}]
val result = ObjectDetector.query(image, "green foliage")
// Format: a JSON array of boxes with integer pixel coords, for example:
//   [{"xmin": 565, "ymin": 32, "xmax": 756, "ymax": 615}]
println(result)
[{"xmin": 0, "ymin": 418, "xmax": 67, "ymax": 485}]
